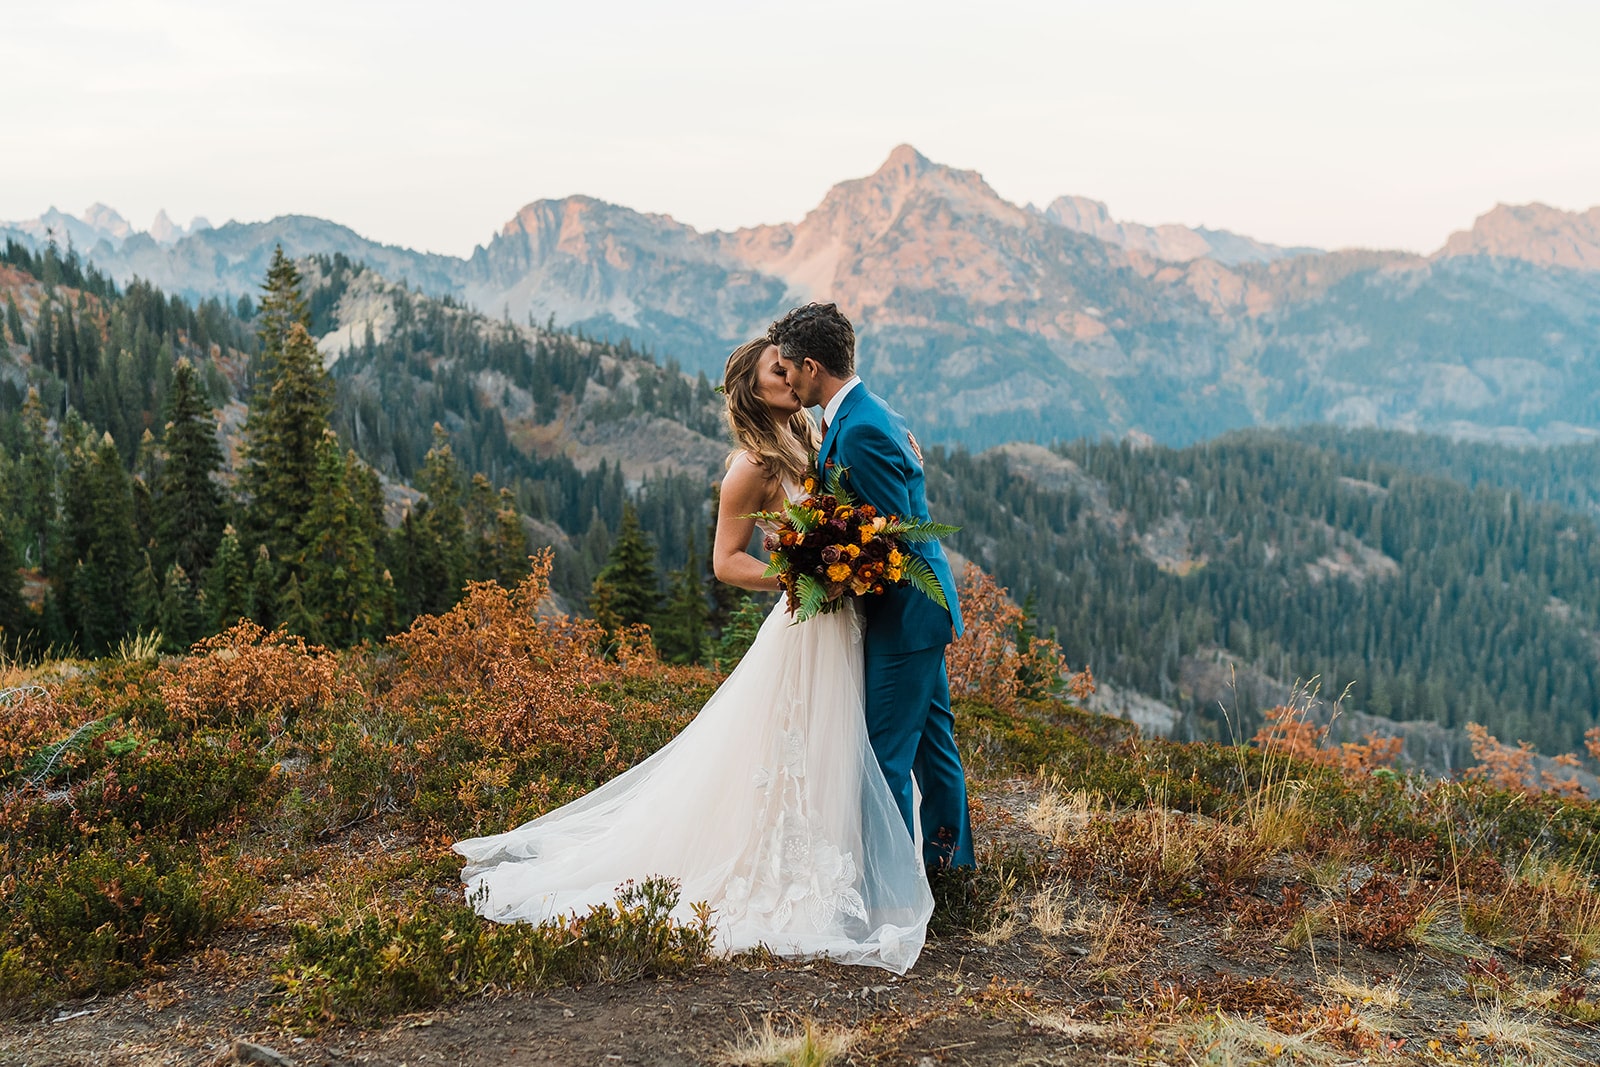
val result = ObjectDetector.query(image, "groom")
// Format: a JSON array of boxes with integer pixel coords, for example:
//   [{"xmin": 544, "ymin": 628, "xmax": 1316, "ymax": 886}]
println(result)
[{"xmin": 768, "ymin": 303, "xmax": 974, "ymax": 872}]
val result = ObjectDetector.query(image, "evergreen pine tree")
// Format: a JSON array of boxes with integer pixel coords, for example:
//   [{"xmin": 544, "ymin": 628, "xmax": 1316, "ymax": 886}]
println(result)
[
  {"xmin": 249, "ymin": 544, "xmax": 277, "ymax": 627},
  {"xmin": 255, "ymin": 245, "xmax": 310, "ymax": 376},
  {"xmin": 489, "ymin": 487, "xmax": 530, "ymax": 588},
  {"xmin": 240, "ymin": 320, "xmax": 333, "ymax": 566},
  {"xmin": 205, "ymin": 525, "xmax": 252, "ymax": 632},
  {"xmin": 713, "ymin": 595, "xmax": 772, "ymax": 672},
  {"xmin": 654, "ymin": 532, "xmax": 709, "ymax": 665},
  {"xmin": 0, "ymin": 518, "xmax": 29, "ymax": 652},
  {"xmin": 14, "ymin": 390, "xmax": 57, "ymax": 572},
  {"xmin": 157, "ymin": 563, "xmax": 203, "ymax": 652},
  {"xmin": 294, "ymin": 432, "xmax": 382, "ymax": 645},
  {"xmin": 60, "ymin": 432, "xmax": 142, "ymax": 654},
  {"xmin": 129, "ymin": 551, "xmax": 160, "ymax": 638},
  {"xmin": 4, "ymin": 293, "xmax": 23, "ymax": 351},
  {"xmin": 154, "ymin": 358, "xmax": 226, "ymax": 578},
  {"xmin": 409, "ymin": 424, "xmax": 468, "ymax": 614},
  {"xmin": 590, "ymin": 504, "xmax": 659, "ymax": 627},
  {"xmin": 465, "ymin": 472, "xmax": 498, "ymax": 580}
]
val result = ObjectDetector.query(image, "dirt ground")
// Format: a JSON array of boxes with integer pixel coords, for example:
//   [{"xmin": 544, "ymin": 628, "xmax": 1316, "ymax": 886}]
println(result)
[{"xmin": 5, "ymin": 778, "xmax": 1599, "ymax": 1067}]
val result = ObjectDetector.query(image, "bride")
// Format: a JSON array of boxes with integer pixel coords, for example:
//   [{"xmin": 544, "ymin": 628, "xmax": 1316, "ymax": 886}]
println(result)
[{"xmin": 451, "ymin": 338, "xmax": 934, "ymax": 973}]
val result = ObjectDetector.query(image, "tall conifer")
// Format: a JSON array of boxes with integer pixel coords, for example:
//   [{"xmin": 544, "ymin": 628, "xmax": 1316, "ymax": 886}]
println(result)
[
  {"xmin": 589, "ymin": 504, "xmax": 659, "ymax": 628},
  {"xmin": 240, "ymin": 320, "xmax": 332, "ymax": 567},
  {"xmin": 154, "ymin": 358, "xmax": 226, "ymax": 578},
  {"xmin": 295, "ymin": 432, "xmax": 382, "ymax": 644}
]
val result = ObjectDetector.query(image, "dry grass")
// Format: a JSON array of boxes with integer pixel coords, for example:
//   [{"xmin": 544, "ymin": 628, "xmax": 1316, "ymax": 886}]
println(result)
[
  {"xmin": 1466, "ymin": 1004, "xmax": 1578, "ymax": 1066},
  {"xmin": 719, "ymin": 1017, "xmax": 858, "ymax": 1067},
  {"xmin": 1065, "ymin": 897, "xmax": 1142, "ymax": 966},
  {"xmin": 1177, "ymin": 1011, "xmax": 1340, "ymax": 1066},
  {"xmin": 1029, "ymin": 883, "xmax": 1069, "ymax": 938},
  {"xmin": 1024, "ymin": 785, "xmax": 1102, "ymax": 845},
  {"xmin": 1317, "ymin": 972, "xmax": 1407, "ymax": 1012}
]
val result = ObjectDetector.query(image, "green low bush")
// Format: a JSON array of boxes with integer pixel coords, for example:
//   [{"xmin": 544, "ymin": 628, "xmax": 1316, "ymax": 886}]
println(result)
[{"xmin": 275, "ymin": 875, "xmax": 714, "ymax": 1026}]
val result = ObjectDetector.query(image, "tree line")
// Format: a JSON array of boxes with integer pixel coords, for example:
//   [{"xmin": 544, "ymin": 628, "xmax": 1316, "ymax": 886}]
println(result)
[
  {"xmin": 0, "ymin": 246, "xmax": 750, "ymax": 663},
  {"xmin": 925, "ymin": 433, "xmax": 1600, "ymax": 754}
]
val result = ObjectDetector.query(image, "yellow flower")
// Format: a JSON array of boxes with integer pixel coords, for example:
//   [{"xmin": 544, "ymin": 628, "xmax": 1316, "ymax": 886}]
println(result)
[
  {"xmin": 834, "ymin": 506, "xmax": 854, "ymax": 521},
  {"xmin": 888, "ymin": 549, "xmax": 903, "ymax": 566},
  {"xmin": 845, "ymin": 544, "xmax": 861, "ymax": 558},
  {"xmin": 803, "ymin": 477, "xmax": 816, "ymax": 493},
  {"xmin": 826, "ymin": 563, "xmax": 853, "ymax": 582},
  {"xmin": 859, "ymin": 527, "xmax": 875, "ymax": 544},
  {"xmin": 887, "ymin": 567, "xmax": 902, "ymax": 582}
]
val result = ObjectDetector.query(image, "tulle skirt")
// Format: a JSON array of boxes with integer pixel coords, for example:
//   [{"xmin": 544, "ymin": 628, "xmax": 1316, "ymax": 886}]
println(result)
[{"xmin": 451, "ymin": 598, "xmax": 933, "ymax": 973}]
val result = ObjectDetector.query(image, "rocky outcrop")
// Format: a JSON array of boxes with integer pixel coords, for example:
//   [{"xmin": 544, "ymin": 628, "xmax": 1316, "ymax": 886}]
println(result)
[{"xmin": 1437, "ymin": 202, "xmax": 1600, "ymax": 271}]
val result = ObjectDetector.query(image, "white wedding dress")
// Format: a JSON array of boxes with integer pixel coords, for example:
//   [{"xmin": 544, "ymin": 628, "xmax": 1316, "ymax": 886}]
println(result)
[{"xmin": 452, "ymin": 488, "xmax": 934, "ymax": 974}]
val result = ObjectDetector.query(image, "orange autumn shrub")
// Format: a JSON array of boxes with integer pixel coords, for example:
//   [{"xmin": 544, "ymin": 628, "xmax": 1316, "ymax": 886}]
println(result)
[
  {"xmin": 157, "ymin": 620, "xmax": 342, "ymax": 733},
  {"xmin": 1463, "ymin": 722, "xmax": 1589, "ymax": 799},
  {"xmin": 946, "ymin": 564, "xmax": 1090, "ymax": 712},
  {"xmin": 320, "ymin": 550, "xmax": 706, "ymax": 834},
  {"xmin": 1252, "ymin": 700, "xmax": 1403, "ymax": 777}
]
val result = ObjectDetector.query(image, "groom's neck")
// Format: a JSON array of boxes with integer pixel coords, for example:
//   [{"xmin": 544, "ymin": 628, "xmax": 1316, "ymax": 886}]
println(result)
[{"xmin": 815, "ymin": 373, "xmax": 852, "ymax": 409}]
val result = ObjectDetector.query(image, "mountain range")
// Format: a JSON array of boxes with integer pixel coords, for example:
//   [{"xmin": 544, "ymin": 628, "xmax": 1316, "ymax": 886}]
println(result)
[{"xmin": 7, "ymin": 146, "xmax": 1599, "ymax": 449}]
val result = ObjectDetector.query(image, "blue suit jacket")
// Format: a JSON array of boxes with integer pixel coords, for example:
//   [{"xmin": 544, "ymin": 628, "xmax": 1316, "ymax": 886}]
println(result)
[{"xmin": 818, "ymin": 385, "xmax": 963, "ymax": 654}]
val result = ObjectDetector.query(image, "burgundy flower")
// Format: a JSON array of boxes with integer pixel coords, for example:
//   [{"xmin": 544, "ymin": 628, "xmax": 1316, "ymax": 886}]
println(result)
[
  {"xmin": 764, "ymin": 533, "xmax": 780, "ymax": 552},
  {"xmin": 821, "ymin": 545, "xmax": 843, "ymax": 564}
]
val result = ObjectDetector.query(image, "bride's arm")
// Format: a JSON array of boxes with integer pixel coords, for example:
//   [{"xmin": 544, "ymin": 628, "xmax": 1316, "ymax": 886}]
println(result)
[{"xmin": 713, "ymin": 454, "xmax": 783, "ymax": 592}]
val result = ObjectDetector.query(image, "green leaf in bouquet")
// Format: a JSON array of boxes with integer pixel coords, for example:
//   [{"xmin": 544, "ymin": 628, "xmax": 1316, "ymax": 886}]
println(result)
[
  {"xmin": 824, "ymin": 464, "xmax": 852, "ymax": 506},
  {"xmin": 784, "ymin": 500, "xmax": 821, "ymax": 533},
  {"xmin": 740, "ymin": 510, "xmax": 788, "ymax": 525},
  {"xmin": 762, "ymin": 555, "xmax": 785, "ymax": 578},
  {"xmin": 900, "ymin": 555, "xmax": 949, "ymax": 610},
  {"xmin": 795, "ymin": 573, "xmax": 829, "ymax": 621},
  {"xmin": 884, "ymin": 519, "xmax": 961, "ymax": 543}
]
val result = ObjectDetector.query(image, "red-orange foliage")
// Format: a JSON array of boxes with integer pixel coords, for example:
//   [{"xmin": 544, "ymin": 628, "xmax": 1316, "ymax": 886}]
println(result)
[
  {"xmin": 946, "ymin": 565, "xmax": 1091, "ymax": 712},
  {"xmin": 1461, "ymin": 722, "xmax": 1592, "ymax": 798},
  {"xmin": 157, "ymin": 620, "xmax": 342, "ymax": 731},
  {"xmin": 1251, "ymin": 701, "xmax": 1403, "ymax": 777}
]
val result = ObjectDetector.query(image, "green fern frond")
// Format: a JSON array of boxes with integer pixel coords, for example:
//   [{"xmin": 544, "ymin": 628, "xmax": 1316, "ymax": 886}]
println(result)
[
  {"xmin": 741, "ymin": 510, "xmax": 788, "ymax": 525},
  {"xmin": 825, "ymin": 464, "xmax": 852, "ymax": 505},
  {"xmin": 784, "ymin": 500, "xmax": 820, "ymax": 533},
  {"xmin": 795, "ymin": 574, "xmax": 829, "ymax": 621},
  {"xmin": 762, "ymin": 556, "xmax": 785, "ymax": 578},
  {"xmin": 884, "ymin": 519, "xmax": 960, "ymax": 543},
  {"xmin": 900, "ymin": 556, "xmax": 949, "ymax": 610}
]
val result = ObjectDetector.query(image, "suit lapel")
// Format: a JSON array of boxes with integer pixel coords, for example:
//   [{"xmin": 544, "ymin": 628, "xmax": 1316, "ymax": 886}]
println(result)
[{"xmin": 818, "ymin": 384, "xmax": 867, "ymax": 469}]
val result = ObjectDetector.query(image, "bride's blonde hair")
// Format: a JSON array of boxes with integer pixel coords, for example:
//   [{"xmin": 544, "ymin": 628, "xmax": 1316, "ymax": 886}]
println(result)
[{"xmin": 722, "ymin": 338, "xmax": 818, "ymax": 486}]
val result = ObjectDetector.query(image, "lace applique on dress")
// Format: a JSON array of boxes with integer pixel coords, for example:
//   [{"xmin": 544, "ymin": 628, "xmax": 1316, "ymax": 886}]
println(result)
[{"xmin": 718, "ymin": 677, "xmax": 870, "ymax": 937}]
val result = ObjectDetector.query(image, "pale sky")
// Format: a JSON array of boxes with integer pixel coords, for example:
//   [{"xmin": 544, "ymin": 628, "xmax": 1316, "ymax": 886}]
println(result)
[{"xmin": 4, "ymin": 0, "xmax": 1597, "ymax": 257}]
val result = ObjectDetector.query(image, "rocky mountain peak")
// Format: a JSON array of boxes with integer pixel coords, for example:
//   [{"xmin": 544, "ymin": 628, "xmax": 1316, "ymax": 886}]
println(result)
[
  {"xmin": 1437, "ymin": 202, "xmax": 1600, "ymax": 270},
  {"xmin": 81, "ymin": 203, "xmax": 133, "ymax": 241}
]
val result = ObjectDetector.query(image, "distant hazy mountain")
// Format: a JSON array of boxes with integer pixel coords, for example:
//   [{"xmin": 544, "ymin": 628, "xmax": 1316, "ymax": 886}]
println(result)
[
  {"xmin": 11, "ymin": 147, "xmax": 1600, "ymax": 449},
  {"xmin": 1, "ymin": 203, "xmax": 212, "ymax": 253},
  {"xmin": 1438, "ymin": 202, "xmax": 1600, "ymax": 271},
  {"xmin": 1036, "ymin": 195, "xmax": 1319, "ymax": 265}
]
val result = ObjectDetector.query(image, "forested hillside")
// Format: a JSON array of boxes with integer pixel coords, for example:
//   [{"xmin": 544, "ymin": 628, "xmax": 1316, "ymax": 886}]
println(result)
[
  {"xmin": 7, "ymin": 238, "xmax": 1600, "ymax": 760},
  {"xmin": 927, "ymin": 433, "xmax": 1600, "ymax": 755},
  {"xmin": 0, "ymin": 241, "xmax": 736, "ymax": 660}
]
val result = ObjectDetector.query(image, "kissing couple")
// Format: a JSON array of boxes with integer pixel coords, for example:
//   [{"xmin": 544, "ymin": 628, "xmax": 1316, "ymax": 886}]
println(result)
[{"xmin": 453, "ymin": 302, "xmax": 969, "ymax": 973}]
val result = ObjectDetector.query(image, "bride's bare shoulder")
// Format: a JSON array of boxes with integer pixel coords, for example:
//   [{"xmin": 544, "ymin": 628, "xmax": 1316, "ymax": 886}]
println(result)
[{"xmin": 722, "ymin": 451, "xmax": 775, "ymax": 504}]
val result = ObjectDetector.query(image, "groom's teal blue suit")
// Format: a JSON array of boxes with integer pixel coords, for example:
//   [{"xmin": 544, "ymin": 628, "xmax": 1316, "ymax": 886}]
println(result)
[{"xmin": 819, "ymin": 384, "xmax": 974, "ymax": 870}]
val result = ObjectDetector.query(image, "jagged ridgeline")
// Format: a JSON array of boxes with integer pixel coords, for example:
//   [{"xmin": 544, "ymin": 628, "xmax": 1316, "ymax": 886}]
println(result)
[
  {"xmin": 0, "ymin": 241, "xmax": 733, "ymax": 658},
  {"xmin": 927, "ymin": 430, "xmax": 1600, "ymax": 756}
]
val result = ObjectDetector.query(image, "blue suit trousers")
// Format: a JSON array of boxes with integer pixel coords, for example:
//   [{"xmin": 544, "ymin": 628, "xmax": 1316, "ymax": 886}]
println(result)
[{"xmin": 863, "ymin": 643, "xmax": 975, "ymax": 871}]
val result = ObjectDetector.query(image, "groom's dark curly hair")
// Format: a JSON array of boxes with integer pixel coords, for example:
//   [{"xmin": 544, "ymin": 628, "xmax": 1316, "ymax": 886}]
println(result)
[{"xmin": 768, "ymin": 302, "xmax": 855, "ymax": 378}]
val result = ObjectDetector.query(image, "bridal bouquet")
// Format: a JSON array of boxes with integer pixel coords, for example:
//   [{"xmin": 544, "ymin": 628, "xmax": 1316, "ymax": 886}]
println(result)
[{"xmin": 749, "ymin": 464, "xmax": 958, "ymax": 622}]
